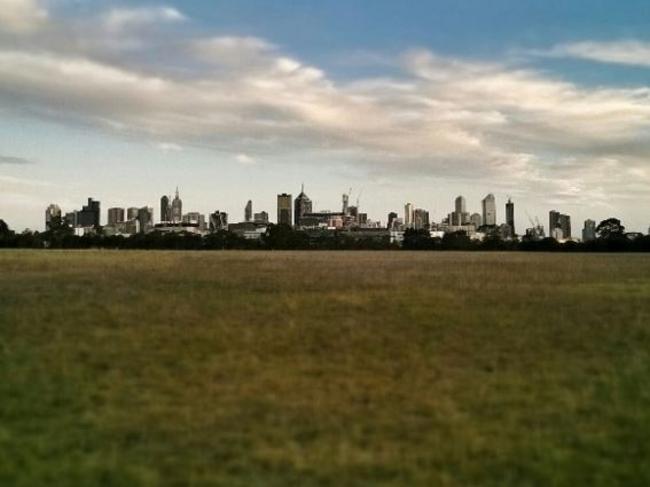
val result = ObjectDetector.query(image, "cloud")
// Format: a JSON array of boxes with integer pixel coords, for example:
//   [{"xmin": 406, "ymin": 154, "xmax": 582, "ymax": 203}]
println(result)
[
  {"xmin": 1, "ymin": 4, "xmax": 650, "ymax": 214},
  {"xmin": 104, "ymin": 6, "xmax": 186, "ymax": 31},
  {"xmin": 532, "ymin": 40, "xmax": 650, "ymax": 67},
  {"xmin": 0, "ymin": 0, "xmax": 47, "ymax": 33},
  {"xmin": 0, "ymin": 154, "xmax": 35, "ymax": 165},
  {"xmin": 235, "ymin": 153, "xmax": 256, "ymax": 165},
  {"xmin": 156, "ymin": 142, "xmax": 183, "ymax": 152}
]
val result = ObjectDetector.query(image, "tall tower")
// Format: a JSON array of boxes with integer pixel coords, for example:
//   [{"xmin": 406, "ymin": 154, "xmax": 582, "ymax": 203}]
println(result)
[
  {"xmin": 481, "ymin": 194, "xmax": 496, "ymax": 227},
  {"xmin": 245, "ymin": 200, "xmax": 253, "ymax": 222},
  {"xmin": 294, "ymin": 184, "xmax": 312, "ymax": 226},
  {"xmin": 171, "ymin": 187, "xmax": 182, "ymax": 223},
  {"xmin": 45, "ymin": 204, "xmax": 62, "ymax": 230},
  {"xmin": 277, "ymin": 193, "xmax": 292, "ymax": 226},
  {"xmin": 506, "ymin": 198, "xmax": 515, "ymax": 236},
  {"xmin": 342, "ymin": 193, "xmax": 349, "ymax": 215},
  {"xmin": 404, "ymin": 203, "xmax": 415, "ymax": 228},
  {"xmin": 160, "ymin": 195, "xmax": 171, "ymax": 223}
]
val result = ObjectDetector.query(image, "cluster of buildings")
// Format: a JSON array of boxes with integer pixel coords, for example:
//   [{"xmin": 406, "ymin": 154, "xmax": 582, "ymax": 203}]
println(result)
[{"xmin": 43, "ymin": 186, "xmax": 629, "ymax": 244}]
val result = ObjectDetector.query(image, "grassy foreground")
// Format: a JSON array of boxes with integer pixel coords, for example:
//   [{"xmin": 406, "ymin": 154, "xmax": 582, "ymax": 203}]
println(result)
[{"xmin": 1, "ymin": 250, "xmax": 650, "ymax": 486}]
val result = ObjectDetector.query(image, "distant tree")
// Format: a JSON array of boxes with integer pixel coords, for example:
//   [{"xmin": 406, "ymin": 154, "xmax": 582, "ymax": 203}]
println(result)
[
  {"xmin": 441, "ymin": 231, "xmax": 472, "ymax": 251},
  {"xmin": 263, "ymin": 224, "xmax": 310, "ymax": 250},
  {"xmin": 402, "ymin": 228, "xmax": 434, "ymax": 250},
  {"xmin": 596, "ymin": 218, "xmax": 625, "ymax": 240},
  {"xmin": 0, "ymin": 219, "xmax": 10, "ymax": 236}
]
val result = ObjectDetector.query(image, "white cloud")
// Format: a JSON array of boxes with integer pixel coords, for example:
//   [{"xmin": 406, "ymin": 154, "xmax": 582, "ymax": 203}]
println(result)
[
  {"xmin": 533, "ymin": 40, "xmax": 650, "ymax": 67},
  {"xmin": 104, "ymin": 6, "xmax": 185, "ymax": 31},
  {"xmin": 156, "ymin": 142, "xmax": 183, "ymax": 152},
  {"xmin": 0, "ymin": 0, "xmax": 47, "ymax": 33},
  {"xmin": 235, "ymin": 153, "xmax": 256, "ymax": 165}
]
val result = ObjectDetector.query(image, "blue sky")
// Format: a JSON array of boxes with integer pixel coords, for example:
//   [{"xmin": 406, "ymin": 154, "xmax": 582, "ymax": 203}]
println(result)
[{"xmin": 2, "ymin": 0, "xmax": 650, "ymax": 232}]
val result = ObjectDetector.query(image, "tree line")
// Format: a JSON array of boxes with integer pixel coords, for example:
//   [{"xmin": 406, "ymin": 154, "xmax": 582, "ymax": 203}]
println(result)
[{"xmin": 1, "ymin": 217, "xmax": 649, "ymax": 251}]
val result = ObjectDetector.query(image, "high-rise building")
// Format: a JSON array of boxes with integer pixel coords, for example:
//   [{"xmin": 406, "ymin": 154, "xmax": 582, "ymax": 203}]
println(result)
[
  {"xmin": 404, "ymin": 203, "xmax": 414, "ymax": 228},
  {"xmin": 413, "ymin": 208, "xmax": 430, "ymax": 230},
  {"xmin": 294, "ymin": 185, "xmax": 312, "ymax": 226},
  {"xmin": 45, "ymin": 204, "xmax": 61, "ymax": 230},
  {"xmin": 505, "ymin": 198, "xmax": 515, "ymax": 236},
  {"xmin": 550, "ymin": 210, "xmax": 571, "ymax": 240},
  {"xmin": 582, "ymin": 219, "xmax": 596, "ymax": 242},
  {"xmin": 277, "ymin": 193, "xmax": 292, "ymax": 225},
  {"xmin": 160, "ymin": 195, "xmax": 171, "ymax": 223},
  {"xmin": 107, "ymin": 207, "xmax": 125, "ymax": 226},
  {"xmin": 470, "ymin": 213, "xmax": 482, "ymax": 228},
  {"xmin": 77, "ymin": 198, "xmax": 100, "ymax": 228},
  {"xmin": 65, "ymin": 211, "xmax": 77, "ymax": 227},
  {"xmin": 482, "ymin": 194, "xmax": 496, "ymax": 227},
  {"xmin": 137, "ymin": 207, "xmax": 154, "ymax": 233},
  {"xmin": 245, "ymin": 200, "xmax": 253, "ymax": 222},
  {"xmin": 171, "ymin": 187, "xmax": 182, "ymax": 223},
  {"xmin": 209, "ymin": 211, "xmax": 228, "ymax": 232},
  {"xmin": 387, "ymin": 212, "xmax": 398, "ymax": 229},
  {"xmin": 127, "ymin": 207, "xmax": 139, "ymax": 220},
  {"xmin": 342, "ymin": 193, "xmax": 349, "ymax": 215},
  {"xmin": 450, "ymin": 195, "xmax": 469, "ymax": 226},
  {"xmin": 254, "ymin": 211, "xmax": 269, "ymax": 224}
]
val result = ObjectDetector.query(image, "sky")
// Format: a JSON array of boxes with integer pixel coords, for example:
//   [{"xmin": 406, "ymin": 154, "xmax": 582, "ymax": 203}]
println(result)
[{"xmin": 2, "ymin": 0, "xmax": 650, "ymax": 233}]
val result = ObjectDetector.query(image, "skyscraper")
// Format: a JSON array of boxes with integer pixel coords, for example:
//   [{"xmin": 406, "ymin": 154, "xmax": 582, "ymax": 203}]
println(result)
[
  {"xmin": 482, "ymin": 194, "xmax": 496, "ymax": 227},
  {"xmin": 413, "ymin": 208, "xmax": 430, "ymax": 230},
  {"xmin": 506, "ymin": 198, "xmax": 515, "ymax": 236},
  {"xmin": 550, "ymin": 210, "xmax": 571, "ymax": 240},
  {"xmin": 137, "ymin": 207, "xmax": 154, "ymax": 233},
  {"xmin": 171, "ymin": 187, "xmax": 182, "ymax": 223},
  {"xmin": 77, "ymin": 198, "xmax": 100, "ymax": 228},
  {"xmin": 277, "ymin": 193, "xmax": 292, "ymax": 225},
  {"xmin": 387, "ymin": 211, "xmax": 398, "ymax": 229},
  {"xmin": 160, "ymin": 195, "xmax": 171, "ymax": 223},
  {"xmin": 245, "ymin": 200, "xmax": 253, "ymax": 222},
  {"xmin": 294, "ymin": 185, "xmax": 312, "ymax": 226},
  {"xmin": 404, "ymin": 203, "xmax": 414, "ymax": 228},
  {"xmin": 209, "ymin": 211, "xmax": 228, "ymax": 232},
  {"xmin": 107, "ymin": 207, "xmax": 125, "ymax": 226},
  {"xmin": 582, "ymin": 219, "xmax": 596, "ymax": 242},
  {"xmin": 470, "ymin": 213, "xmax": 482, "ymax": 228},
  {"xmin": 45, "ymin": 204, "xmax": 61, "ymax": 230},
  {"xmin": 450, "ymin": 195, "xmax": 469, "ymax": 226},
  {"xmin": 342, "ymin": 192, "xmax": 349, "ymax": 215},
  {"xmin": 127, "ymin": 207, "xmax": 139, "ymax": 220}
]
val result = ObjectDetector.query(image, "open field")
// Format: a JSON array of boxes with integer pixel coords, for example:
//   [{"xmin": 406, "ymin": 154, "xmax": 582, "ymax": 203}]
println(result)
[{"xmin": 1, "ymin": 250, "xmax": 650, "ymax": 486}]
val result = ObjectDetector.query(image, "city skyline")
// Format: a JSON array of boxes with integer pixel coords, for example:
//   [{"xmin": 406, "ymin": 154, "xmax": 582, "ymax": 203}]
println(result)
[{"xmin": 2, "ymin": 1, "xmax": 650, "ymax": 232}]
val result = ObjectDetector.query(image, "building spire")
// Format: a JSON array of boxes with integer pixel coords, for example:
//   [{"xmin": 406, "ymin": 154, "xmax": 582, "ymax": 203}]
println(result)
[
  {"xmin": 301, "ymin": 182, "xmax": 304, "ymax": 194},
  {"xmin": 175, "ymin": 186, "xmax": 179, "ymax": 198}
]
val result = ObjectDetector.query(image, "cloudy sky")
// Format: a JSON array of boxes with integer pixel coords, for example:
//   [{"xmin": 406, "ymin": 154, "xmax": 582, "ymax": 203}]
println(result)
[{"xmin": 2, "ymin": 0, "xmax": 650, "ymax": 232}]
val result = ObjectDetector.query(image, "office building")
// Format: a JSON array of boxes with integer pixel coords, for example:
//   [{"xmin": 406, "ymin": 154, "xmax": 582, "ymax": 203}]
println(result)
[
  {"xmin": 77, "ymin": 198, "xmax": 100, "ymax": 228},
  {"xmin": 107, "ymin": 207, "xmax": 125, "ymax": 226},
  {"xmin": 450, "ymin": 196, "xmax": 469, "ymax": 226},
  {"xmin": 171, "ymin": 187, "xmax": 182, "ymax": 223},
  {"xmin": 387, "ymin": 212, "xmax": 398, "ymax": 229},
  {"xmin": 137, "ymin": 207, "xmax": 154, "ymax": 233},
  {"xmin": 413, "ymin": 208, "xmax": 430, "ymax": 230},
  {"xmin": 160, "ymin": 195, "xmax": 171, "ymax": 223},
  {"xmin": 482, "ymin": 194, "xmax": 496, "ymax": 227},
  {"xmin": 470, "ymin": 213, "xmax": 482, "ymax": 228},
  {"xmin": 404, "ymin": 203, "xmax": 414, "ymax": 228},
  {"xmin": 550, "ymin": 210, "xmax": 571, "ymax": 240},
  {"xmin": 294, "ymin": 185, "xmax": 313, "ymax": 226},
  {"xmin": 277, "ymin": 193, "xmax": 292, "ymax": 225},
  {"xmin": 582, "ymin": 219, "xmax": 596, "ymax": 242},
  {"xmin": 45, "ymin": 204, "xmax": 61, "ymax": 230},
  {"xmin": 245, "ymin": 200, "xmax": 253, "ymax": 222},
  {"xmin": 506, "ymin": 198, "xmax": 515, "ymax": 236},
  {"xmin": 209, "ymin": 211, "xmax": 228, "ymax": 232},
  {"xmin": 254, "ymin": 211, "xmax": 269, "ymax": 224}
]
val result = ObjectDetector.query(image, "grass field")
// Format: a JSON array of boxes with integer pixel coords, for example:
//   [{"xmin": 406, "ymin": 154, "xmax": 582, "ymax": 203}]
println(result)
[{"xmin": 1, "ymin": 250, "xmax": 650, "ymax": 486}]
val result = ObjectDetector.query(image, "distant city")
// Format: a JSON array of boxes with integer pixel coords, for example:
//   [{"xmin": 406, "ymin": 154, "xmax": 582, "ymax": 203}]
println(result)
[{"xmin": 38, "ymin": 185, "xmax": 647, "ymax": 245}]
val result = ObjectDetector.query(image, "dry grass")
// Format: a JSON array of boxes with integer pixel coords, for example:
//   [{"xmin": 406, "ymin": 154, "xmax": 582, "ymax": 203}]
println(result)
[{"xmin": 1, "ymin": 250, "xmax": 650, "ymax": 486}]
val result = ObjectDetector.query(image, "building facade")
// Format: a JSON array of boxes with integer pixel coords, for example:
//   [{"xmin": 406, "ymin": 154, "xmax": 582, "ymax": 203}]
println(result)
[
  {"xmin": 277, "ymin": 193, "xmax": 292, "ymax": 225},
  {"xmin": 245, "ymin": 200, "xmax": 253, "ymax": 222},
  {"xmin": 482, "ymin": 194, "xmax": 496, "ymax": 227},
  {"xmin": 294, "ymin": 185, "xmax": 313, "ymax": 226},
  {"xmin": 107, "ymin": 207, "xmax": 125, "ymax": 226},
  {"xmin": 45, "ymin": 204, "xmax": 61, "ymax": 230},
  {"xmin": 506, "ymin": 198, "xmax": 515, "ymax": 236}
]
